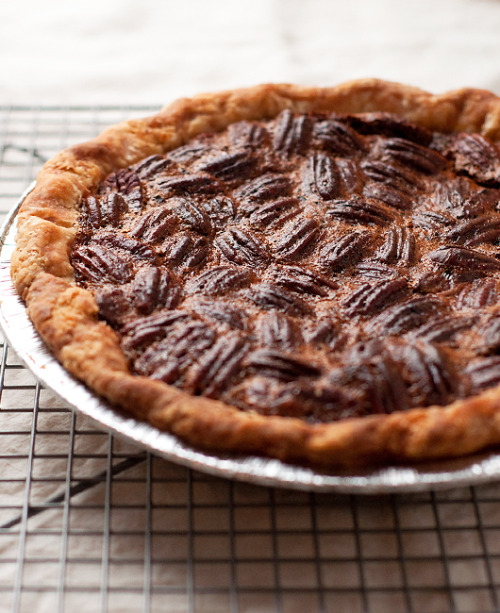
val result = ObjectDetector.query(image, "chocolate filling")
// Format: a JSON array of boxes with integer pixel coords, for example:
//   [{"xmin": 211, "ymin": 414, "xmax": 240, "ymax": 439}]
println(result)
[{"xmin": 70, "ymin": 110, "xmax": 500, "ymax": 423}]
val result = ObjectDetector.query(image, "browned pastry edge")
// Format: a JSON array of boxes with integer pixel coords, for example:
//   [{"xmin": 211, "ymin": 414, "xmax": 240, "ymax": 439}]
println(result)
[{"xmin": 11, "ymin": 79, "xmax": 500, "ymax": 467}]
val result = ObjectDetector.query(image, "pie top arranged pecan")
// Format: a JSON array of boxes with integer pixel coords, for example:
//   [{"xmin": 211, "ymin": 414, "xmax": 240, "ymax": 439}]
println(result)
[
  {"xmin": 12, "ymin": 80, "xmax": 500, "ymax": 468},
  {"xmin": 70, "ymin": 108, "xmax": 500, "ymax": 425}
]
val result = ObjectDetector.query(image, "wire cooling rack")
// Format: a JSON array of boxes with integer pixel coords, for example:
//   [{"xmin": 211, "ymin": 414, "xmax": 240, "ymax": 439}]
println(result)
[{"xmin": 3, "ymin": 107, "xmax": 500, "ymax": 613}]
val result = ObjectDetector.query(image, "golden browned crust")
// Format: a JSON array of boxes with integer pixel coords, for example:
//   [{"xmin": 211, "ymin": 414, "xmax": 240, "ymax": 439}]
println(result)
[{"xmin": 12, "ymin": 79, "xmax": 500, "ymax": 468}]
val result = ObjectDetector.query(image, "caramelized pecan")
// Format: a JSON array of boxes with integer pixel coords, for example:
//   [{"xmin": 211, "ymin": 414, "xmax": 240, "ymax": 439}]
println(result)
[
  {"xmin": 186, "ymin": 266, "xmax": 254, "ymax": 296},
  {"xmin": 343, "ymin": 278, "xmax": 408, "ymax": 316},
  {"xmin": 242, "ymin": 283, "xmax": 312, "ymax": 316},
  {"xmin": 247, "ymin": 349, "xmax": 320, "ymax": 381},
  {"xmin": 133, "ymin": 266, "xmax": 180, "ymax": 314},
  {"xmin": 413, "ymin": 314, "xmax": 475, "ymax": 345},
  {"xmin": 71, "ymin": 244, "xmax": 133, "ymax": 284},
  {"xmin": 198, "ymin": 151, "xmax": 256, "ymax": 181},
  {"xmin": 445, "ymin": 214, "xmax": 500, "ymax": 246},
  {"xmin": 248, "ymin": 197, "xmax": 301, "ymax": 229},
  {"xmin": 273, "ymin": 110, "xmax": 312, "ymax": 157},
  {"xmin": 96, "ymin": 287, "xmax": 132, "ymax": 327},
  {"xmin": 254, "ymin": 312, "xmax": 301, "ymax": 351},
  {"xmin": 319, "ymin": 232, "xmax": 369, "ymax": 271},
  {"xmin": 228, "ymin": 121, "xmax": 268, "ymax": 148},
  {"xmin": 356, "ymin": 261, "xmax": 397, "ymax": 280},
  {"xmin": 314, "ymin": 118, "xmax": 365, "ymax": 156},
  {"xmin": 361, "ymin": 159, "xmax": 423, "ymax": 192},
  {"xmin": 448, "ymin": 133, "xmax": 500, "ymax": 184},
  {"xmin": 93, "ymin": 233, "xmax": 157, "ymax": 263},
  {"xmin": 187, "ymin": 298, "xmax": 247, "ymax": 331},
  {"xmin": 81, "ymin": 193, "xmax": 128, "ymax": 230},
  {"xmin": 122, "ymin": 310, "xmax": 190, "ymax": 351},
  {"xmin": 162, "ymin": 233, "xmax": 209, "ymax": 268},
  {"xmin": 400, "ymin": 340, "xmax": 459, "ymax": 406},
  {"xmin": 303, "ymin": 318, "xmax": 347, "ymax": 352},
  {"xmin": 477, "ymin": 315, "xmax": 500, "ymax": 353},
  {"xmin": 158, "ymin": 173, "xmax": 219, "ymax": 195},
  {"xmin": 302, "ymin": 152, "xmax": 341, "ymax": 200},
  {"xmin": 427, "ymin": 246, "xmax": 500, "ymax": 273},
  {"xmin": 135, "ymin": 154, "xmax": 172, "ymax": 179},
  {"xmin": 345, "ymin": 113, "xmax": 433, "ymax": 145},
  {"xmin": 198, "ymin": 196, "xmax": 236, "ymax": 230},
  {"xmin": 136, "ymin": 321, "xmax": 215, "ymax": 384},
  {"xmin": 185, "ymin": 332, "xmax": 249, "ymax": 397},
  {"xmin": 455, "ymin": 278, "xmax": 499, "ymax": 309},
  {"xmin": 375, "ymin": 227, "xmax": 416, "ymax": 265},
  {"xmin": 170, "ymin": 198, "xmax": 213, "ymax": 235},
  {"xmin": 129, "ymin": 206, "xmax": 177, "ymax": 242},
  {"xmin": 272, "ymin": 217, "xmax": 320, "ymax": 260},
  {"xmin": 167, "ymin": 142, "xmax": 211, "ymax": 163},
  {"xmin": 467, "ymin": 357, "xmax": 500, "ymax": 392},
  {"xmin": 336, "ymin": 158, "xmax": 360, "ymax": 193},
  {"xmin": 215, "ymin": 228, "xmax": 269, "ymax": 266},
  {"xmin": 100, "ymin": 168, "xmax": 143, "ymax": 211},
  {"xmin": 267, "ymin": 265, "xmax": 337, "ymax": 296},
  {"xmin": 327, "ymin": 197, "xmax": 395, "ymax": 226},
  {"xmin": 362, "ymin": 183, "xmax": 412, "ymax": 211},
  {"xmin": 236, "ymin": 173, "xmax": 293, "ymax": 202},
  {"xmin": 378, "ymin": 138, "xmax": 447, "ymax": 174},
  {"xmin": 371, "ymin": 296, "xmax": 442, "ymax": 336}
]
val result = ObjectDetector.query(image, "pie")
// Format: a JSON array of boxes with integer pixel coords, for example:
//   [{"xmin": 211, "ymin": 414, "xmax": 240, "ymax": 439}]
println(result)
[{"xmin": 11, "ymin": 79, "xmax": 500, "ymax": 468}]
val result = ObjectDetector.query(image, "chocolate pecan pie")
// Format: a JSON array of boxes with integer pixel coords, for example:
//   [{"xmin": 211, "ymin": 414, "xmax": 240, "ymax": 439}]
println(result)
[{"xmin": 12, "ymin": 80, "xmax": 500, "ymax": 467}]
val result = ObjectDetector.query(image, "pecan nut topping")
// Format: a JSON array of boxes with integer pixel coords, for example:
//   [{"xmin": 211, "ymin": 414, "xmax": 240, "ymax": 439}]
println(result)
[{"xmin": 69, "ymin": 108, "xmax": 500, "ymax": 424}]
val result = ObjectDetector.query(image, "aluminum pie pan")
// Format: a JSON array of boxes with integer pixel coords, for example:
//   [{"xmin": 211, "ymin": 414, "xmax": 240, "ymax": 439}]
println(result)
[{"xmin": 3, "ymin": 189, "xmax": 500, "ymax": 494}]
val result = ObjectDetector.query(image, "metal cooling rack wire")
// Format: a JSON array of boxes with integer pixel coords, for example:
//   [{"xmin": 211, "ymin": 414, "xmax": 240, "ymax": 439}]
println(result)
[{"xmin": 3, "ymin": 107, "xmax": 500, "ymax": 613}]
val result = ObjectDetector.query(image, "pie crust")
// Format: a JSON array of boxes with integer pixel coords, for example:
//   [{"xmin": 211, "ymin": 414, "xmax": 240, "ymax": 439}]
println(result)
[{"xmin": 11, "ymin": 79, "xmax": 500, "ymax": 468}]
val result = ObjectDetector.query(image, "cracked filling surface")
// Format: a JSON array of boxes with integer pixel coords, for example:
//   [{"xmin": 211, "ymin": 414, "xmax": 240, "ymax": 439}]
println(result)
[{"xmin": 70, "ymin": 110, "xmax": 500, "ymax": 423}]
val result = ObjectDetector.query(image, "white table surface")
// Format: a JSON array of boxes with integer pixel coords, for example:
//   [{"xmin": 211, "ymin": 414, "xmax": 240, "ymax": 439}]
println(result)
[{"xmin": 4, "ymin": 0, "xmax": 500, "ymax": 106}]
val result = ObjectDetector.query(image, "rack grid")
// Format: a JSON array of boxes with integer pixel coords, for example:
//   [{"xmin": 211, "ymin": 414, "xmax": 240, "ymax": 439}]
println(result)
[{"xmin": 2, "ymin": 106, "xmax": 500, "ymax": 613}]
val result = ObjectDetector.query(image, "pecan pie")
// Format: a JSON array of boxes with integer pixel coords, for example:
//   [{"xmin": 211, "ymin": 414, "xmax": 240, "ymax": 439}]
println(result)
[{"xmin": 12, "ymin": 80, "xmax": 500, "ymax": 467}]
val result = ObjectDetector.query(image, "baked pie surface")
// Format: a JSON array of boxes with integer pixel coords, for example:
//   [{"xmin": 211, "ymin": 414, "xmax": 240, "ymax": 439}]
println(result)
[{"xmin": 12, "ymin": 80, "xmax": 500, "ymax": 467}]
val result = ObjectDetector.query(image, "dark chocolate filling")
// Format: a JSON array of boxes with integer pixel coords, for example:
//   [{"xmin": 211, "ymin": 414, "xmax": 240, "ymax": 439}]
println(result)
[{"xmin": 70, "ymin": 110, "xmax": 500, "ymax": 423}]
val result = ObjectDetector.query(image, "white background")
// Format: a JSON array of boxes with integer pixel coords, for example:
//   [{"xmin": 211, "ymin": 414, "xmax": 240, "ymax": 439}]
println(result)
[{"xmin": 3, "ymin": 0, "xmax": 500, "ymax": 105}]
